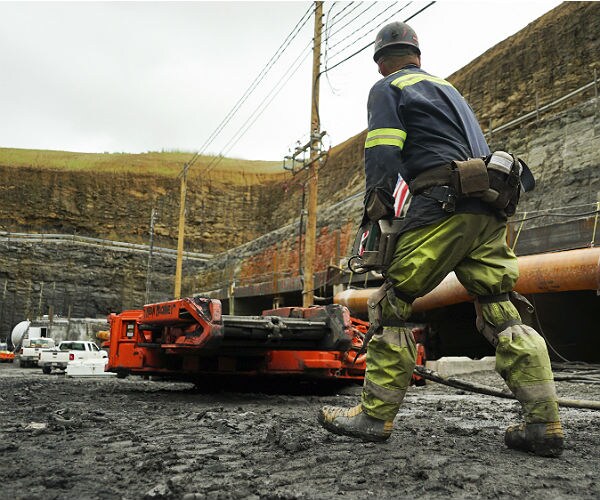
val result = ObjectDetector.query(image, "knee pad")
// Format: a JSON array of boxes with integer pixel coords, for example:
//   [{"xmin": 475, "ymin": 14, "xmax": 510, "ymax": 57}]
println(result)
[
  {"xmin": 381, "ymin": 285, "xmax": 413, "ymax": 326},
  {"xmin": 474, "ymin": 293, "xmax": 522, "ymax": 347}
]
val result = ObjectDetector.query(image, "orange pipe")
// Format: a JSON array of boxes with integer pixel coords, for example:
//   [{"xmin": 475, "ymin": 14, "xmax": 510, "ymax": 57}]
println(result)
[{"xmin": 335, "ymin": 247, "xmax": 600, "ymax": 315}]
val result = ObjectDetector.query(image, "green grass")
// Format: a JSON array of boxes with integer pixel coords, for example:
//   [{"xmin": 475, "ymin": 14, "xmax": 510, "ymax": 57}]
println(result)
[{"xmin": 0, "ymin": 147, "xmax": 285, "ymax": 178}]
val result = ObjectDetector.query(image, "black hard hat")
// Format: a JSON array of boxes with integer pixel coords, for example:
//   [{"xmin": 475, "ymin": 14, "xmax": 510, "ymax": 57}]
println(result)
[{"xmin": 373, "ymin": 21, "xmax": 420, "ymax": 62}]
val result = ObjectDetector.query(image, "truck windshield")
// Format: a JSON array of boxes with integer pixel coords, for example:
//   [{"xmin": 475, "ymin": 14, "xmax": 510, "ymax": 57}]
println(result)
[{"xmin": 30, "ymin": 339, "xmax": 53, "ymax": 347}]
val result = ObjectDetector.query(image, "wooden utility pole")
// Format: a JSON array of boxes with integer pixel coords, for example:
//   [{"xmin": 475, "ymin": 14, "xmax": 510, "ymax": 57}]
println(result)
[
  {"xmin": 145, "ymin": 207, "xmax": 158, "ymax": 304},
  {"xmin": 174, "ymin": 165, "xmax": 188, "ymax": 299},
  {"xmin": 302, "ymin": 0, "xmax": 323, "ymax": 307}
]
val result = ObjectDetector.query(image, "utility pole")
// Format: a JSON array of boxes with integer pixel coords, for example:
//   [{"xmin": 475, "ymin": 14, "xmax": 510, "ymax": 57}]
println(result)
[
  {"xmin": 302, "ymin": 0, "xmax": 323, "ymax": 308},
  {"xmin": 174, "ymin": 164, "xmax": 188, "ymax": 299},
  {"xmin": 145, "ymin": 207, "xmax": 158, "ymax": 304}
]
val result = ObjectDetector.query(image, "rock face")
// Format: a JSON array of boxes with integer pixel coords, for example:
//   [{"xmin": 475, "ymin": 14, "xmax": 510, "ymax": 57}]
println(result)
[
  {"xmin": 1, "ymin": 2, "xmax": 599, "ymax": 338},
  {"xmin": 493, "ymin": 98, "xmax": 600, "ymax": 220},
  {"xmin": 449, "ymin": 1, "xmax": 599, "ymax": 130},
  {"xmin": 0, "ymin": 239, "xmax": 205, "ymax": 337},
  {"xmin": 0, "ymin": 165, "xmax": 291, "ymax": 254}
]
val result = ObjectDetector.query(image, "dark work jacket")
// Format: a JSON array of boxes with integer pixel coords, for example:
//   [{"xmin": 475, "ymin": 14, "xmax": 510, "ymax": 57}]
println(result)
[{"xmin": 363, "ymin": 64, "xmax": 495, "ymax": 230}]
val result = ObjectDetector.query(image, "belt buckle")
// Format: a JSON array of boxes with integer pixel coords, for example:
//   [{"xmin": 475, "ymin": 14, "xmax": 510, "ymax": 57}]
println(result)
[{"xmin": 439, "ymin": 186, "xmax": 456, "ymax": 212}]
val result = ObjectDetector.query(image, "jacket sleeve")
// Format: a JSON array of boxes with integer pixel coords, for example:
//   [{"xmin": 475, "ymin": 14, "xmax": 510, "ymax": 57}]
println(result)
[{"xmin": 362, "ymin": 80, "xmax": 406, "ymax": 224}]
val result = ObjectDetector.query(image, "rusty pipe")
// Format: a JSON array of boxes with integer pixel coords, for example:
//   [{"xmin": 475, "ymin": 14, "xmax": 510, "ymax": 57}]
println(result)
[{"xmin": 335, "ymin": 247, "xmax": 600, "ymax": 315}]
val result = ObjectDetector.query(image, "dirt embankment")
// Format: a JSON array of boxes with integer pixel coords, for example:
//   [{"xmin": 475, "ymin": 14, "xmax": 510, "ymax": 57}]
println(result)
[
  {"xmin": 1, "ymin": 364, "xmax": 599, "ymax": 499},
  {"xmin": 0, "ymin": 163, "xmax": 293, "ymax": 254}
]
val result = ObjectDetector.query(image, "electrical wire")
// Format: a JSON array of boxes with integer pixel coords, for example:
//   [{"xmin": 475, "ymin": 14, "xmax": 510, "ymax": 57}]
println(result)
[
  {"xmin": 204, "ymin": 40, "xmax": 314, "ymax": 173},
  {"xmin": 197, "ymin": 4, "xmax": 313, "ymax": 156},
  {"xmin": 323, "ymin": 1, "xmax": 394, "ymax": 77},
  {"xmin": 190, "ymin": 0, "xmax": 438, "ymax": 178},
  {"xmin": 314, "ymin": 1, "xmax": 428, "ymax": 137},
  {"xmin": 530, "ymin": 295, "xmax": 572, "ymax": 363},
  {"xmin": 327, "ymin": 0, "xmax": 353, "ymax": 24},
  {"xmin": 325, "ymin": 2, "xmax": 379, "ymax": 40},
  {"xmin": 326, "ymin": 2, "xmax": 406, "ymax": 56},
  {"xmin": 202, "ymin": 1, "xmax": 437, "ymax": 174},
  {"xmin": 206, "ymin": 42, "xmax": 312, "ymax": 171},
  {"xmin": 553, "ymin": 362, "xmax": 600, "ymax": 371},
  {"xmin": 323, "ymin": 1, "xmax": 341, "ymax": 95},
  {"xmin": 413, "ymin": 366, "xmax": 600, "ymax": 410},
  {"xmin": 183, "ymin": 3, "xmax": 315, "ymax": 171},
  {"xmin": 321, "ymin": 1, "xmax": 436, "ymax": 76},
  {"xmin": 516, "ymin": 202, "xmax": 600, "ymax": 214},
  {"xmin": 325, "ymin": 1, "xmax": 420, "ymax": 70},
  {"xmin": 326, "ymin": 2, "xmax": 365, "ymax": 31},
  {"xmin": 327, "ymin": 2, "xmax": 411, "ymax": 62}
]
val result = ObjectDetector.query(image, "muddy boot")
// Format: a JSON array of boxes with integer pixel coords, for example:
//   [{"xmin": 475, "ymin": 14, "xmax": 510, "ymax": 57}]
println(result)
[
  {"xmin": 505, "ymin": 421, "xmax": 564, "ymax": 457},
  {"xmin": 318, "ymin": 404, "xmax": 393, "ymax": 442}
]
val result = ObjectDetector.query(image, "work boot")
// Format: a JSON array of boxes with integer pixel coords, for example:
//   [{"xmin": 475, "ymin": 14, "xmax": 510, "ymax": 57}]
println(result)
[
  {"xmin": 504, "ymin": 421, "xmax": 564, "ymax": 457},
  {"xmin": 318, "ymin": 404, "xmax": 393, "ymax": 442}
]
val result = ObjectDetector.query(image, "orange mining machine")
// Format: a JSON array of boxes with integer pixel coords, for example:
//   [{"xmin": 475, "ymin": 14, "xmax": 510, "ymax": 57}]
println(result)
[{"xmin": 106, "ymin": 297, "xmax": 367, "ymax": 388}]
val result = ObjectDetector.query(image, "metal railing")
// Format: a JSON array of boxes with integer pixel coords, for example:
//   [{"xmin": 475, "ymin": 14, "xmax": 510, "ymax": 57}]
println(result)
[
  {"xmin": 0, "ymin": 231, "xmax": 212, "ymax": 262},
  {"xmin": 486, "ymin": 73, "xmax": 598, "ymax": 138}
]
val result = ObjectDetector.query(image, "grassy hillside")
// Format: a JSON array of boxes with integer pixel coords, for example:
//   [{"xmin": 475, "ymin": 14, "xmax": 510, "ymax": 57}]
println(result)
[{"xmin": 0, "ymin": 147, "xmax": 284, "ymax": 179}]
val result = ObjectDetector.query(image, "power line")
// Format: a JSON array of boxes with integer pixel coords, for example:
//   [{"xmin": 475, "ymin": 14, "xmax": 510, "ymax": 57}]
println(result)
[
  {"xmin": 323, "ymin": 2, "xmax": 342, "ymax": 95},
  {"xmin": 206, "ymin": 42, "xmax": 312, "ymax": 172},
  {"xmin": 320, "ymin": 0, "xmax": 385, "ymax": 94},
  {"xmin": 198, "ymin": 1, "xmax": 437, "ymax": 173},
  {"xmin": 192, "ymin": 4, "xmax": 313, "ymax": 166},
  {"xmin": 321, "ymin": 0, "xmax": 375, "ymax": 95},
  {"xmin": 322, "ymin": 3, "xmax": 392, "ymax": 93},
  {"xmin": 313, "ymin": 1, "xmax": 431, "ymax": 153},
  {"xmin": 204, "ymin": 40, "xmax": 314, "ymax": 173},
  {"xmin": 185, "ymin": 3, "xmax": 315, "ymax": 170},
  {"xmin": 327, "ymin": 1, "xmax": 355, "ymax": 25},
  {"xmin": 325, "ymin": 2, "xmax": 380, "ymax": 42},
  {"xmin": 325, "ymin": 2, "xmax": 412, "ymax": 65},
  {"xmin": 327, "ymin": 2, "xmax": 364, "ymax": 30},
  {"xmin": 326, "ymin": 2, "xmax": 408, "ymax": 56},
  {"xmin": 322, "ymin": 1, "xmax": 436, "ymax": 75}
]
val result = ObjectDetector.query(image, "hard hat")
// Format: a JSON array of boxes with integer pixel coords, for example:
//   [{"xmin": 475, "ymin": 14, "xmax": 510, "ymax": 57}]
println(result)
[{"xmin": 373, "ymin": 21, "xmax": 420, "ymax": 62}]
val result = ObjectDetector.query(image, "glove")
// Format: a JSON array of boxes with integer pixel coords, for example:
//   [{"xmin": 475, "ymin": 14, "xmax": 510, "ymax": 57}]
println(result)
[{"xmin": 364, "ymin": 188, "xmax": 395, "ymax": 222}]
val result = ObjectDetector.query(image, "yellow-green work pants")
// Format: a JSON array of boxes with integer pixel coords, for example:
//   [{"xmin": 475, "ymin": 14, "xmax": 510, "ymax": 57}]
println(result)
[{"xmin": 362, "ymin": 213, "xmax": 560, "ymax": 424}]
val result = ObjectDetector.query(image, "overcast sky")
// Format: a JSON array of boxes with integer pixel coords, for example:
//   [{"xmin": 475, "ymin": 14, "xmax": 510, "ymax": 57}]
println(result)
[{"xmin": 0, "ymin": 0, "xmax": 562, "ymax": 161}]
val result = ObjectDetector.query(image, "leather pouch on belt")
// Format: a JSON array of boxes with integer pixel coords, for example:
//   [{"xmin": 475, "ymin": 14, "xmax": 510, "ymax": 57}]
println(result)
[{"xmin": 453, "ymin": 158, "xmax": 489, "ymax": 195}]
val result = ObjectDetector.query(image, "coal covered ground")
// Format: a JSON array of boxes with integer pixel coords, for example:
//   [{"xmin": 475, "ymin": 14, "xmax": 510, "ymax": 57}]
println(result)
[{"xmin": 1, "ymin": 363, "xmax": 599, "ymax": 500}]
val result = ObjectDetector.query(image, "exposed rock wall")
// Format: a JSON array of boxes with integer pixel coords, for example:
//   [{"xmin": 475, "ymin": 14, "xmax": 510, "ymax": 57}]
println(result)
[
  {"xmin": 218, "ymin": 96, "xmax": 599, "ymax": 302},
  {"xmin": 491, "ymin": 98, "xmax": 600, "ymax": 219},
  {"xmin": 1, "ymin": 2, "xmax": 599, "ymax": 338},
  {"xmin": 0, "ymin": 166, "xmax": 292, "ymax": 254},
  {"xmin": 448, "ymin": 1, "xmax": 600, "ymax": 129},
  {"xmin": 0, "ymin": 239, "xmax": 204, "ymax": 336}
]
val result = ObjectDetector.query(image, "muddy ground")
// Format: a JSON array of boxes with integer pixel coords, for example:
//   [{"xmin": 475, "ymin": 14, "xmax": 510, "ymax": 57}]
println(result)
[{"xmin": 0, "ymin": 363, "xmax": 599, "ymax": 500}]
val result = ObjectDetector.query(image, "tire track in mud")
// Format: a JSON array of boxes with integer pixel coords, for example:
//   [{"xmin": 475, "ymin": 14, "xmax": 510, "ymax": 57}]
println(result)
[{"xmin": 0, "ymin": 365, "xmax": 598, "ymax": 499}]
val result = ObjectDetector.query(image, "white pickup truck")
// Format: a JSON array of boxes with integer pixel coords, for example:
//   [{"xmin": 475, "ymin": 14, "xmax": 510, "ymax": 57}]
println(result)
[
  {"xmin": 19, "ymin": 338, "xmax": 56, "ymax": 368},
  {"xmin": 38, "ymin": 341, "xmax": 107, "ymax": 374}
]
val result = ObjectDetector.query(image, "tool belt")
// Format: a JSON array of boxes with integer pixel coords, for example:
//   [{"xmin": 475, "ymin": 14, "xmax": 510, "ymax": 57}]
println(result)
[{"xmin": 408, "ymin": 151, "xmax": 535, "ymax": 216}]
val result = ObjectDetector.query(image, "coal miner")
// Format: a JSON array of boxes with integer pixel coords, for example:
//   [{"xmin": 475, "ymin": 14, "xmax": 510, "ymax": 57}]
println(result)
[{"xmin": 318, "ymin": 21, "xmax": 564, "ymax": 457}]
